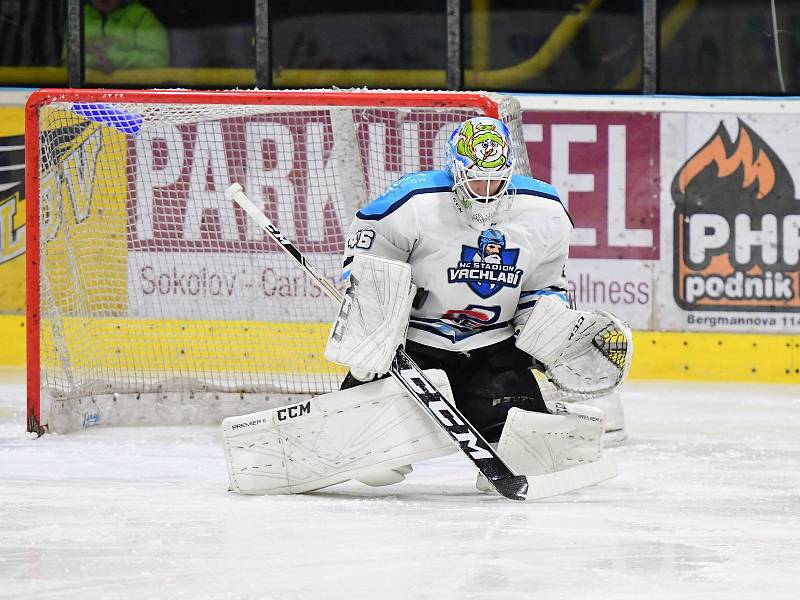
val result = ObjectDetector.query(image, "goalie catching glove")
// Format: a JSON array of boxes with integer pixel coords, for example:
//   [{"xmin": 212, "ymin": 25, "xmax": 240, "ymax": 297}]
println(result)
[
  {"xmin": 325, "ymin": 254, "xmax": 416, "ymax": 380},
  {"xmin": 515, "ymin": 295, "xmax": 633, "ymax": 395}
]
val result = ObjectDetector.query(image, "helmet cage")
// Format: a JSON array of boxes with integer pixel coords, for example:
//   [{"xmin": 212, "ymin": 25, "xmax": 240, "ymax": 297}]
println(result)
[
  {"xmin": 451, "ymin": 161, "xmax": 515, "ymax": 229},
  {"xmin": 451, "ymin": 161, "xmax": 514, "ymax": 203}
]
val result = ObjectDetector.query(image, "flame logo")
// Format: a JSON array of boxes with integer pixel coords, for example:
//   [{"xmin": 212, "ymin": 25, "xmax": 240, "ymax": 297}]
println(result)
[
  {"xmin": 673, "ymin": 120, "xmax": 794, "ymax": 213},
  {"xmin": 677, "ymin": 122, "xmax": 775, "ymax": 199},
  {"xmin": 672, "ymin": 120, "xmax": 800, "ymax": 312}
]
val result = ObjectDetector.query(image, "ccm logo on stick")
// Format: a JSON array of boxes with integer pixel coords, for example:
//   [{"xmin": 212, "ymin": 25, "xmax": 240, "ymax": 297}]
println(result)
[
  {"xmin": 277, "ymin": 402, "xmax": 311, "ymax": 421},
  {"xmin": 400, "ymin": 368, "xmax": 492, "ymax": 460}
]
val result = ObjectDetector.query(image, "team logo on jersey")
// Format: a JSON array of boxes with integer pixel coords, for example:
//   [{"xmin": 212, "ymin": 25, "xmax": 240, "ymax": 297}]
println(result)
[
  {"xmin": 410, "ymin": 305, "xmax": 501, "ymax": 343},
  {"xmin": 447, "ymin": 229, "xmax": 523, "ymax": 298},
  {"xmin": 441, "ymin": 305, "xmax": 501, "ymax": 331}
]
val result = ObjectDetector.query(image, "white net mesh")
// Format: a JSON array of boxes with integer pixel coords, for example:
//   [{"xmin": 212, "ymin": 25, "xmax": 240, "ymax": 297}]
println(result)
[{"xmin": 32, "ymin": 89, "xmax": 528, "ymax": 432}]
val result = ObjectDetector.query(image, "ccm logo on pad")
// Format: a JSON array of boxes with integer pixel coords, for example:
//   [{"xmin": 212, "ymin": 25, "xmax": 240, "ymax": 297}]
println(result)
[{"xmin": 277, "ymin": 402, "xmax": 311, "ymax": 421}]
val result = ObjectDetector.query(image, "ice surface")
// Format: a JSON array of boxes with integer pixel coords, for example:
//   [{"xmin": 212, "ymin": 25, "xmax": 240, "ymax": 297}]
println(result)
[{"xmin": 1, "ymin": 367, "xmax": 798, "ymax": 600}]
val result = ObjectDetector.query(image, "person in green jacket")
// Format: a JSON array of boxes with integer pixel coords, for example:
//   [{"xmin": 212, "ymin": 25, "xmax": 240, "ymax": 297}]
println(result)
[{"xmin": 80, "ymin": 0, "xmax": 169, "ymax": 73}]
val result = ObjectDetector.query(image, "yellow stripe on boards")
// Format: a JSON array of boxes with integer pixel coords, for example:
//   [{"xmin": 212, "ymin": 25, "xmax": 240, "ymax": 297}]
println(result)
[
  {"xmin": 628, "ymin": 331, "xmax": 800, "ymax": 384},
  {"xmin": 0, "ymin": 315, "xmax": 24, "ymax": 365},
  {"xmin": 40, "ymin": 317, "xmax": 340, "ymax": 375},
  {"xmin": 3, "ymin": 314, "xmax": 798, "ymax": 384}
]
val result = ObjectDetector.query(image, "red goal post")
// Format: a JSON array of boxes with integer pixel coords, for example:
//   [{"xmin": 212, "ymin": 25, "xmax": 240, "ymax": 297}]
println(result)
[{"xmin": 25, "ymin": 88, "xmax": 530, "ymax": 434}]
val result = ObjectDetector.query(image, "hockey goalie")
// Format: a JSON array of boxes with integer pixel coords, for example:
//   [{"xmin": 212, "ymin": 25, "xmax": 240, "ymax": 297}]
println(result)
[{"xmin": 222, "ymin": 117, "xmax": 633, "ymax": 500}]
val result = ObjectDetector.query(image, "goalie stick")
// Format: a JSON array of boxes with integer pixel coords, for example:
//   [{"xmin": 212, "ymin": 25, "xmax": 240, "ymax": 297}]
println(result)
[{"xmin": 225, "ymin": 183, "xmax": 528, "ymax": 502}]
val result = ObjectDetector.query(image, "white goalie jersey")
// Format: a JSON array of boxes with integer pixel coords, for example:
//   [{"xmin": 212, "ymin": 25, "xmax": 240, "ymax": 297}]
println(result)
[{"xmin": 342, "ymin": 170, "xmax": 573, "ymax": 352}]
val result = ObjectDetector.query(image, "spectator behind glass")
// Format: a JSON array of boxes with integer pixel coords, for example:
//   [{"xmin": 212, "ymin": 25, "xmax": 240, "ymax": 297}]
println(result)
[{"xmin": 64, "ymin": 0, "xmax": 169, "ymax": 73}]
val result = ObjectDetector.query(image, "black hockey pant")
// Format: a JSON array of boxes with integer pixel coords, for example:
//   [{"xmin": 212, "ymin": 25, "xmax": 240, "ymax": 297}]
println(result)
[{"xmin": 340, "ymin": 337, "xmax": 548, "ymax": 444}]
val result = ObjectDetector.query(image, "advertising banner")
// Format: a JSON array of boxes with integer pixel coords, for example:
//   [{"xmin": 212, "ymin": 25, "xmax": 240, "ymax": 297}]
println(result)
[
  {"xmin": 523, "ymin": 111, "xmax": 659, "ymax": 330},
  {"xmin": 8, "ymin": 89, "xmax": 800, "ymax": 335},
  {"xmin": 124, "ymin": 110, "xmax": 463, "ymax": 321},
  {"xmin": 522, "ymin": 106, "xmax": 800, "ymax": 334},
  {"xmin": 0, "ymin": 106, "xmax": 26, "ymax": 314},
  {"xmin": 126, "ymin": 251, "xmax": 340, "ymax": 321},
  {"xmin": 660, "ymin": 113, "xmax": 800, "ymax": 333}
]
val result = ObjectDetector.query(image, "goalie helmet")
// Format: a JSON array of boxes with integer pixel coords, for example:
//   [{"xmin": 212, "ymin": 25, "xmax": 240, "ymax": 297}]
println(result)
[{"xmin": 445, "ymin": 117, "xmax": 515, "ymax": 230}]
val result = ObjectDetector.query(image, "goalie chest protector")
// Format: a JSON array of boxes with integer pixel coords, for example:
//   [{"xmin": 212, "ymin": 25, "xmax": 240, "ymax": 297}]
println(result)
[{"xmin": 343, "ymin": 170, "xmax": 572, "ymax": 352}]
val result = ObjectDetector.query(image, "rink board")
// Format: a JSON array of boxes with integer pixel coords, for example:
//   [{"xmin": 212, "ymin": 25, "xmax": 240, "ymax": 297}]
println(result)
[
  {"xmin": 4, "ymin": 90, "xmax": 800, "ymax": 382},
  {"xmin": 1, "ymin": 314, "xmax": 797, "ymax": 383}
]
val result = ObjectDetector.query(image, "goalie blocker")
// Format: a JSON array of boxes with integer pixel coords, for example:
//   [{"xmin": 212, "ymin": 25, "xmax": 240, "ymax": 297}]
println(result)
[{"xmin": 324, "ymin": 253, "xmax": 416, "ymax": 381}]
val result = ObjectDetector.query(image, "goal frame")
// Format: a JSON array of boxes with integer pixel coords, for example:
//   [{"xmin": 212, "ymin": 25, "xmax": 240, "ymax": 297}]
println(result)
[{"xmin": 25, "ymin": 88, "xmax": 515, "ymax": 434}]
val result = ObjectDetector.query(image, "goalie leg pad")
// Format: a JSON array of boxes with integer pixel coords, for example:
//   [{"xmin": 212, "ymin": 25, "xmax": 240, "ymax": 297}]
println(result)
[
  {"xmin": 534, "ymin": 370, "xmax": 627, "ymax": 447},
  {"xmin": 477, "ymin": 402, "xmax": 617, "ymax": 499},
  {"xmin": 325, "ymin": 253, "xmax": 416, "ymax": 377},
  {"xmin": 499, "ymin": 403, "xmax": 605, "ymax": 476},
  {"xmin": 222, "ymin": 370, "xmax": 456, "ymax": 495},
  {"xmin": 565, "ymin": 390, "xmax": 628, "ymax": 447}
]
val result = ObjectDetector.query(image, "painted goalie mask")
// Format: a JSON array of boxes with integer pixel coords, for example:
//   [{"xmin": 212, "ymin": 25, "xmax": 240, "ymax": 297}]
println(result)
[{"xmin": 445, "ymin": 117, "xmax": 515, "ymax": 230}]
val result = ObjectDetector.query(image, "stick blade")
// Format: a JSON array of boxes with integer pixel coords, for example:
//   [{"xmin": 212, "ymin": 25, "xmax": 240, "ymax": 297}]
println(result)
[
  {"xmin": 524, "ymin": 457, "xmax": 617, "ymax": 501},
  {"xmin": 488, "ymin": 475, "xmax": 529, "ymax": 501}
]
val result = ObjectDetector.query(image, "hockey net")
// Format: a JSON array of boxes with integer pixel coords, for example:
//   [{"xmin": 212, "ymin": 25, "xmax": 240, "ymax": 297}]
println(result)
[{"xmin": 26, "ymin": 89, "xmax": 531, "ymax": 433}]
